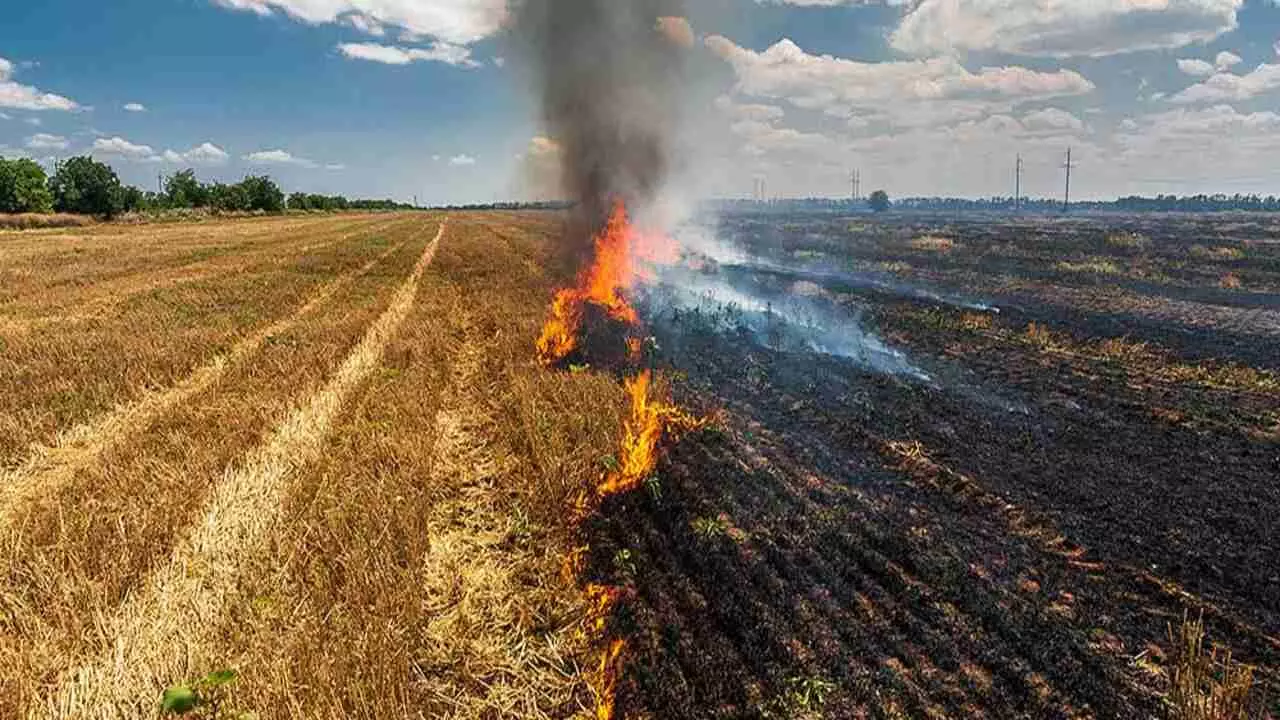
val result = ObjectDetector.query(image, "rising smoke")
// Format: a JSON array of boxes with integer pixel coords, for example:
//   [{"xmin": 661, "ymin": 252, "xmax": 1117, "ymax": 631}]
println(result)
[{"xmin": 511, "ymin": 0, "xmax": 687, "ymax": 251}]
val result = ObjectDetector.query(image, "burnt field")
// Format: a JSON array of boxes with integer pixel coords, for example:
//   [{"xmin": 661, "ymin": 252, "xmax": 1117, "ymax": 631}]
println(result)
[{"xmin": 581, "ymin": 212, "xmax": 1280, "ymax": 718}]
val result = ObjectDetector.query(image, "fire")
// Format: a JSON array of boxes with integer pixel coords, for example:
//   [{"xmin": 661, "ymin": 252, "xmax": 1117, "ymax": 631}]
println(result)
[
  {"xmin": 535, "ymin": 199, "xmax": 695, "ymax": 720},
  {"xmin": 536, "ymin": 200, "xmax": 676, "ymax": 367}
]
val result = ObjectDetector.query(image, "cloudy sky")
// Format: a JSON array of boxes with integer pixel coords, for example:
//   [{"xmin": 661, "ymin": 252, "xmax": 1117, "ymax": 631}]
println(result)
[{"xmin": 3, "ymin": 0, "xmax": 1280, "ymax": 203}]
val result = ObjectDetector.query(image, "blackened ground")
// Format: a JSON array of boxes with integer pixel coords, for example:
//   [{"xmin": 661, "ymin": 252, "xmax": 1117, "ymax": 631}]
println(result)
[{"xmin": 581, "ymin": 212, "xmax": 1280, "ymax": 719}]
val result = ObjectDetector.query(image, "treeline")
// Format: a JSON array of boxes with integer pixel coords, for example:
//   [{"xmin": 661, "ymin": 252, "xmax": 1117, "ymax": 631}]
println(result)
[
  {"xmin": 895, "ymin": 194, "xmax": 1280, "ymax": 213},
  {"xmin": 713, "ymin": 194, "xmax": 1280, "ymax": 214},
  {"xmin": 0, "ymin": 155, "xmax": 414, "ymax": 218}
]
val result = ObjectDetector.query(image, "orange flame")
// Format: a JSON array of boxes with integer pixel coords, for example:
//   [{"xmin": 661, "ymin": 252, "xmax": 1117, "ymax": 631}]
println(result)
[
  {"xmin": 536, "ymin": 200, "xmax": 677, "ymax": 367},
  {"xmin": 536, "ymin": 201, "xmax": 693, "ymax": 720}
]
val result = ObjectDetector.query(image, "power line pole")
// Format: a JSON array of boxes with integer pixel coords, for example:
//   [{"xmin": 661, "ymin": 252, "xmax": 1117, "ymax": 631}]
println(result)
[
  {"xmin": 1014, "ymin": 154, "xmax": 1022, "ymax": 212},
  {"xmin": 1063, "ymin": 147, "xmax": 1074, "ymax": 213}
]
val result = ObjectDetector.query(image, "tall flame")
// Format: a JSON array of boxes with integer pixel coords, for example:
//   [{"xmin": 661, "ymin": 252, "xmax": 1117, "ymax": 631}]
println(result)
[{"xmin": 536, "ymin": 200, "xmax": 676, "ymax": 367}]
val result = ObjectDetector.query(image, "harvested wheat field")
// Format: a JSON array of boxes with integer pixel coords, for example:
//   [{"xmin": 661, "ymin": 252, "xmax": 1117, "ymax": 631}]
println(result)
[
  {"xmin": 4, "ymin": 210, "xmax": 1279, "ymax": 720},
  {"xmin": 0, "ymin": 212, "xmax": 630, "ymax": 719}
]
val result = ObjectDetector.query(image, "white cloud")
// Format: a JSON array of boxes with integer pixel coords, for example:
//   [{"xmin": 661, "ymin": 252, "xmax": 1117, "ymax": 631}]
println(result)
[
  {"xmin": 448, "ymin": 154, "xmax": 476, "ymax": 166},
  {"xmin": 343, "ymin": 12, "xmax": 385, "ymax": 36},
  {"xmin": 211, "ymin": 0, "xmax": 506, "ymax": 45},
  {"xmin": 714, "ymin": 95, "xmax": 786, "ymax": 122},
  {"xmin": 1177, "ymin": 58, "xmax": 1216, "ymax": 77},
  {"xmin": 123, "ymin": 102, "xmax": 147, "ymax": 112},
  {"xmin": 1021, "ymin": 107, "xmax": 1084, "ymax": 133},
  {"xmin": 324, "ymin": 162, "xmax": 346, "ymax": 171},
  {"xmin": 337, "ymin": 41, "xmax": 477, "ymax": 68},
  {"xmin": 1215, "ymin": 51, "xmax": 1243, "ymax": 70},
  {"xmin": 25, "ymin": 133, "xmax": 69, "ymax": 151},
  {"xmin": 1171, "ymin": 62, "xmax": 1280, "ymax": 103},
  {"xmin": 94, "ymin": 136, "xmax": 229, "ymax": 165},
  {"xmin": 244, "ymin": 148, "xmax": 318, "ymax": 168},
  {"xmin": 705, "ymin": 36, "xmax": 1093, "ymax": 126},
  {"xmin": 0, "ymin": 55, "xmax": 80, "ymax": 112},
  {"xmin": 890, "ymin": 0, "xmax": 1244, "ymax": 58},
  {"xmin": 93, "ymin": 136, "xmax": 157, "ymax": 160},
  {"xmin": 175, "ymin": 142, "xmax": 230, "ymax": 165}
]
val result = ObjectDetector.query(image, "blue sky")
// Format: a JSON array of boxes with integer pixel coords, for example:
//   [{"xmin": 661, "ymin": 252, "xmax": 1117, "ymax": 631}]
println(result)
[{"xmin": 3, "ymin": 0, "xmax": 1280, "ymax": 203}]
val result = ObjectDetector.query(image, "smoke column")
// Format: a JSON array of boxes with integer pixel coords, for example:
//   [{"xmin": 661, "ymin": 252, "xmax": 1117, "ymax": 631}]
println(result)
[{"xmin": 512, "ymin": 0, "xmax": 687, "ymax": 251}]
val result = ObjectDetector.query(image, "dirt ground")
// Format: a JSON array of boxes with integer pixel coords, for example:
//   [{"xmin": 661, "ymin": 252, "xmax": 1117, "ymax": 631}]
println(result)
[{"xmin": 580, "ymin": 212, "xmax": 1280, "ymax": 719}]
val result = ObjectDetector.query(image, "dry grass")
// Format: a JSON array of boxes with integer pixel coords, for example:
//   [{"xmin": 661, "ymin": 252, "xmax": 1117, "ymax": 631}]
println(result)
[
  {"xmin": 1106, "ymin": 231, "xmax": 1151, "ymax": 250},
  {"xmin": 0, "ymin": 211, "xmax": 626, "ymax": 719},
  {"xmin": 0, "ymin": 213, "xmax": 94, "ymax": 230},
  {"xmin": 42, "ymin": 223, "xmax": 445, "ymax": 718},
  {"xmin": 0, "ymin": 219, "xmax": 433, "ymax": 715},
  {"xmin": 1055, "ymin": 257, "xmax": 1124, "ymax": 275},
  {"xmin": 1166, "ymin": 613, "xmax": 1256, "ymax": 720},
  {"xmin": 0, "ymin": 215, "xmax": 399, "ymax": 464},
  {"xmin": 909, "ymin": 235, "xmax": 955, "ymax": 252}
]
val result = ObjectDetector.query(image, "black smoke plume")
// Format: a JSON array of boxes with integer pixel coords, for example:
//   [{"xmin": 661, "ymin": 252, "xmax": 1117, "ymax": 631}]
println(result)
[{"xmin": 512, "ymin": 0, "xmax": 687, "ymax": 251}]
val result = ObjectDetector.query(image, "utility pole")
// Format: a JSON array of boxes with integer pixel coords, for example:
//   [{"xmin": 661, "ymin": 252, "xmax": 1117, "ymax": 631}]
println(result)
[
  {"xmin": 1014, "ymin": 154, "xmax": 1022, "ymax": 212},
  {"xmin": 1063, "ymin": 147, "xmax": 1074, "ymax": 213}
]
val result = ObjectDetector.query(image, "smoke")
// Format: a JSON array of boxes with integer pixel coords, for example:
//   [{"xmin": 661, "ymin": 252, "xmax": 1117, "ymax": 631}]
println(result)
[{"xmin": 511, "ymin": 0, "xmax": 688, "ymax": 249}]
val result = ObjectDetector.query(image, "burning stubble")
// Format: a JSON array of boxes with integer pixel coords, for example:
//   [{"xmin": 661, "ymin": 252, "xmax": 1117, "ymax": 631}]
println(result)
[{"xmin": 512, "ymin": 0, "xmax": 687, "ymax": 248}]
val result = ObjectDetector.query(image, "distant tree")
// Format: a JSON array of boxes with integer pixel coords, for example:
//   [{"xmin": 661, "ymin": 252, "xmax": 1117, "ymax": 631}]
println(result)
[
  {"xmin": 164, "ymin": 169, "xmax": 209, "ymax": 208},
  {"xmin": 120, "ymin": 185, "xmax": 146, "ymax": 213},
  {"xmin": 239, "ymin": 175, "xmax": 284, "ymax": 212},
  {"xmin": 209, "ymin": 182, "xmax": 251, "ymax": 212},
  {"xmin": 0, "ymin": 157, "xmax": 55, "ymax": 214},
  {"xmin": 287, "ymin": 192, "xmax": 311, "ymax": 211},
  {"xmin": 49, "ymin": 156, "xmax": 124, "ymax": 217},
  {"xmin": 868, "ymin": 190, "xmax": 890, "ymax": 213}
]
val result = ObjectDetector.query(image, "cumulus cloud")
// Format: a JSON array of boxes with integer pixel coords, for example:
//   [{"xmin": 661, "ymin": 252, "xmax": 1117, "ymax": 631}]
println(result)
[
  {"xmin": 92, "ymin": 136, "xmax": 229, "ymax": 165},
  {"xmin": 337, "ymin": 41, "xmax": 477, "ymax": 68},
  {"xmin": 93, "ymin": 136, "xmax": 156, "ymax": 160},
  {"xmin": 25, "ymin": 133, "xmax": 69, "ymax": 151},
  {"xmin": 1021, "ymin": 107, "xmax": 1084, "ymax": 133},
  {"xmin": 171, "ymin": 142, "xmax": 230, "ymax": 165},
  {"xmin": 123, "ymin": 102, "xmax": 147, "ymax": 112},
  {"xmin": 448, "ymin": 154, "xmax": 476, "ymax": 166},
  {"xmin": 0, "ymin": 55, "xmax": 80, "ymax": 111},
  {"xmin": 244, "ymin": 148, "xmax": 318, "ymax": 167},
  {"xmin": 890, "ymin": 0, "xmax": 1244, "ymax": 58},
  {"xmin": 211, "ymin": 0, "xmax": 505, "ymax": 45},
  {"xmin": 1215, "ymin": 51, "xmax": 1243, "ymax": 70},
  {"xmin": 1177, "ymin": 58, "xmax": 1216, "ymax": 77},
  {"xmin": 1171, "ymin": 62, "xmax": 1280, "ymax": 103},
  {"xmin": 705, "ymin": 36, "xmax": 1094, "ymax": 126}
]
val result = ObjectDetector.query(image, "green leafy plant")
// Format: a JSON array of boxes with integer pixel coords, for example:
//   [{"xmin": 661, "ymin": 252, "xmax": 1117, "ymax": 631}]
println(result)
[
  {"xmin": 692, "ymin": 515, "xmax": 728, "ymax": 541},
  {"xmin": 160, "ymin": 669, "xmax": 250, "ymax": 719}
]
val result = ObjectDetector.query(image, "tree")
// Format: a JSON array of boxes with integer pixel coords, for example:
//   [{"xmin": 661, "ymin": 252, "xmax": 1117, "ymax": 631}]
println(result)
[
  {"xmin": 209, "ymin": 182, "xmax": 250, "ymax": 212},
  {"xmin": 121, "ymin": 185, "xmax": 146, "ymax": 213},
  {"xmin": 239, "ymin": 175, "xmax": 284, "ymax": 212},
  {"xmin": 287, "ymin": 192, "xmax": 311, "ymax": 211},
  {"xmin": 0, "ymin": 157, "xmax": 54, "ymax": 213},
  {"xmin": 164, "ymin": 169, "xmax": 209, "ymax": 208},
  {"xmin": 868, "ymin": 190, "xmax": 890, "ymax": 213},
  {"xmin": 49, "ymin": 156, "xmax": 124, "ymax": 217}
]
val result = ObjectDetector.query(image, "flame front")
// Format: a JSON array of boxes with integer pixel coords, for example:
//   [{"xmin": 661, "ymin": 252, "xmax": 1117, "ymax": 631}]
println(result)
[{"xmin": 537, "ymin": 200, "xmax": 694, "ymax": 720}]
